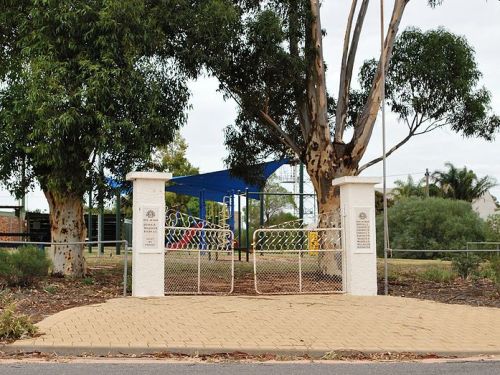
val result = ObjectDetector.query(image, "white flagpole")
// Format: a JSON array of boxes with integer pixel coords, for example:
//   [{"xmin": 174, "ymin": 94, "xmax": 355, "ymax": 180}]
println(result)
[{"xmin": 380, "ymin": 0, "xmax": 390, "ymax": 296}]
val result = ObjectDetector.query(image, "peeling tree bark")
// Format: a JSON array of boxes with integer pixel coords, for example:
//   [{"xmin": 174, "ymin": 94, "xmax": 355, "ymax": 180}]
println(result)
[
  {"xmin": 305, "ymin": 0, "xmax": 408, "ymax": 219},
  {"xmin": 44, "ymin": 191, "xmax": 86, "ymax": 277},
  {"xmin": 304, "ymin": 0, "xmax": 408, "ymax": 276},
  {"xmin": 230, "ymin": 1, "xmax": 411, "ymax": 274},
  {"xmin": 349, "ymin": 0, "xmax": 409, "ymax": 163}
]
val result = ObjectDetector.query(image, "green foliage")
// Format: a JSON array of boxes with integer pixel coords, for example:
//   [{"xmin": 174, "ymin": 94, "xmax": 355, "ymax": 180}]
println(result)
[
  {"xmin": 0, "ymin": 250, "xmax": 11, "ymax": 285},
  {"xmin": 360, "ymin": 28, "xmax": 499, "ymax": 143},
  {"xmin": 42, "ymin": 285, "xmax": 58, "ymax": 295},
  {"xmin": 192, "ymin": 1, "xmax": 313, "ymax": 179},
  {"xmin": 266, "ymin": 212, "xmax": 299, "ymax": 227},
  {"xmin": 485, "ymin": 214, "xmax": 500, "ymax": 241},
  {"xmin": 0, "ymin": 246, "xmax": 51, "ymax": 286},
  {"xmin": 392, "ymin": 175, "xmax": 427, "ymax": 200},
  {"xmin": 243, "ymin": 176, "xmax": 297, "ymax": 229},
  {"xmin": 377, "ymin": 198, "xmax": 487, "ymax": 257},
  {"xmin": 159, "ymin": 132, "xmax": 200, "ymax": 215},
  {"xmin": 452, "ymin": 254, "xmax": 481, "ymax": 279},
  {"xmin": 0, "ymin": 1, "xmax": 190, "ymax": 199},
  {"xmin": 0, "ymin": 303, "xmax": 38, "ymax": 340},
  {"xmin": 432, "ymin": 163, "xmax": 496, "ymax": 202},
  {"xmin": 82, "ymin": 277, "xmax": 94, "ymax": 286},
  {"xmin": 419, "ymin": 267, "xmax": 455, "ymax": 283},
  {"xmin": 375, "ymin": 191, "xmax": 393, "ymax": 215},
  {"xmin": 488, "ymin": 256, "xmax": 500, "ymax": 289},
  {"xmin": 391, "ymin": 164, "xmax": 496, "ymax": 203}
]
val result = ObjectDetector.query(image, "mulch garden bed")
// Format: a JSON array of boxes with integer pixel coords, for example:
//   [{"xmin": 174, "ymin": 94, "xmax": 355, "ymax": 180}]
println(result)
[
  {"xmin": 1, "ymin": 264, "xmax": 124, "ymax": 324},
  {"xmin": 379, "ymin": 277, "xmax": 500, "ymax": 308}
]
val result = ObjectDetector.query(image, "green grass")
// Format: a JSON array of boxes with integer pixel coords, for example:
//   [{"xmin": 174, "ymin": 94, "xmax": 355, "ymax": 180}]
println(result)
[
  {"xmin": 43, "ymin": 284, "xmax": 58, "ymax": 294},
  {"xmin": 377, "ymin": 258, "xmax": 453, "ymax": 282},
  {"xmin": 419, "ymin": 267, "xmax": 456, "ymax": 283}
]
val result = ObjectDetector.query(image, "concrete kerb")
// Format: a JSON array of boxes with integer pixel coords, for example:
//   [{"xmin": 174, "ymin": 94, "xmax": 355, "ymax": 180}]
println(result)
[{"xmin": 4, "ymin": 344, "xmax": 500, "ymax": 358}]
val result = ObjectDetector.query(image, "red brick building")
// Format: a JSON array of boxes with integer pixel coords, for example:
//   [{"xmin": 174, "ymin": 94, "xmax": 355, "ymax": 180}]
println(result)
[{"xmin": 0, "ymin": 213, "xmax": 26, "ymax": 241}]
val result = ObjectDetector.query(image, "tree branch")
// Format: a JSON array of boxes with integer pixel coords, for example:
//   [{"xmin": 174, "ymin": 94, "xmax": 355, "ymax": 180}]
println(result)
[
  {"xmin": 307, "ymin": 0, "xmax": 330, "ymax": 142},
  {"xmin": 357, "ymin": 111, "xmax": 452, "ymax": 174},
  {"xmin": 349, "ymin": 0, "xmax": 409, "ymax": 164},
  {"xmin": 258, "ymin": 110, "xmax": 302, "ymax": 156},
  {"xmin": 214, "ymin": 73, "xmax": 302, "ymax": 157},
  {"xmin": 357, "ymin": 128, "xmax": 414, "ymax": 174},
  {"xmin": 288, "ymin": 0, "xmax": 310, "ymax": 141},
  {"xmin": 335, "ymin": 0, "xmax": 369, "ymax": 143}
]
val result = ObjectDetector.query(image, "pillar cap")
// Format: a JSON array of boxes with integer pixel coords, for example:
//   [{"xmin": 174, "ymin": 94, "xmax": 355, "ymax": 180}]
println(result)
[
  {"xmin": 332, "ymin": 176, "xmax": 381, "ymax": 187},
  {"xmin": 126, "ymin": 171, "xmax": 172, "ymax": 181}
]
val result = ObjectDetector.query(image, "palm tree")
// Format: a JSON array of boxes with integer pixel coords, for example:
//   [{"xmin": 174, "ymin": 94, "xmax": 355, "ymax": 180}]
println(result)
[
  {"xmin": 393, "ymin": 175, "xmax": 425, "ymax": 200},
  {"xmin": 432, "ymin": 163, "xmax": 497, "ymax": 202}
]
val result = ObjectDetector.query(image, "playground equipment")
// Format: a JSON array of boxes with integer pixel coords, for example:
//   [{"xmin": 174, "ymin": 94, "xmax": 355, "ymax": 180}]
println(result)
[{"xmin": 165, "ymin": 209, "xmax": 230, "ymax": 252}]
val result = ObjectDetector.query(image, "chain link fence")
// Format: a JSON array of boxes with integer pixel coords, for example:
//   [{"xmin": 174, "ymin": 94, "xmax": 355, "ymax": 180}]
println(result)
[
  {"xmin": 252, "ymin": 228, "xmax": 344, "ymax": 294},
  {"xmin": 164, "ymin": 226, "xmax": 234, "ymax": 295}
]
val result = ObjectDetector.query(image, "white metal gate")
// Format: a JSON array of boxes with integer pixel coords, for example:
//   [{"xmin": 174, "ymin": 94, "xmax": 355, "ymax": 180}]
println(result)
[
  {"xmin": 252, "ymin": 226, "xmax": 345, "ymax": 294},
  {"xmin": 164, "ymin": 226, "xmax": 234, "ymax": 295}
]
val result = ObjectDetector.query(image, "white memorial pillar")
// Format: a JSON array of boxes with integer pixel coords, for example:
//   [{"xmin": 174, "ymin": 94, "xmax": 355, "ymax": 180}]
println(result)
[
  {"xmin": 126, "ymin": 172, "xmax": 171, "ymax": 297},
  {"xmin": 332, "ymin": 176, "xmax": 380, "ymax": 296}
]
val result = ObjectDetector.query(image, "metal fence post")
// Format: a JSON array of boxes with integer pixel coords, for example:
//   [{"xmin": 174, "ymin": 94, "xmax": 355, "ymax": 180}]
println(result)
[
  {"xmin": 115, "ymin": 191, "xmax": 121, "ymax": 255},
  {"xmin": 237, "ymin": 190, "xmax": 242, "ymax": 262},
  {"xmin": 298, "ymin": 250, "xmax": 302, "ymax": 293},
  {"xmin": 88, "ymin": 189, "xmax": 93, "ymax": 253},
  {"xmin": 123, "ymin": 240, "xmax": 128, "ymax": 297},
  {"xmin": 197, "ymin": 246, "xmax": 201, "ymax": 294},
  {"xmin": 245, "ymin": 188, "xmax": 249, "ymax": 262}
]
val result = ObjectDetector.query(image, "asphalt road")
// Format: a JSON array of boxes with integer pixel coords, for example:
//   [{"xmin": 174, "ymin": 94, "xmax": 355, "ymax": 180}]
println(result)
[{"xmin": 0, "ymin": 361, "xmax": 499, "ymax": 375}]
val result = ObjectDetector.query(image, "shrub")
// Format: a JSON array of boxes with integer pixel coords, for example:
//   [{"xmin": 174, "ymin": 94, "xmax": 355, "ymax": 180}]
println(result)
[
  {"xmin": 488, "ymin": 256, "xmax": 500, "ymax": 290},
  {"xmin": 0, "ymin": 246, "xmax": 51, "ymax": 286},
  {"xmin": 485, "ymin": 214, "xmax": 500, "ymax": 242},
  {"xmin": 0, "ymin": 303, "xmax": 38, "ymax": 340},
  {"xmin": 452, "ymin": 254, "xmax": 481, "ymax": 279},
  {"xmin": 376, "ymin": 198, "xmax": 488, "ymax": 258}
]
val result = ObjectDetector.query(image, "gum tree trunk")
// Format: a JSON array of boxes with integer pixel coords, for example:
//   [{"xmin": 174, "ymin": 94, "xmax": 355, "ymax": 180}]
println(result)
[
  {"xmin": 307, "ymin": 164, "xmax": 357, "ymax": 277},
  {"xmin": 44, "ymin": 191, "xmax": 86, "ymax": 277}
]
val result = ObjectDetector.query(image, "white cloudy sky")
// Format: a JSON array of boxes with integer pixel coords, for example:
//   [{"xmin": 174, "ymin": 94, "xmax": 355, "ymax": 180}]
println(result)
[{"xmin": 1, "ymin": 0, "xmax": 499, "ymax": 211}]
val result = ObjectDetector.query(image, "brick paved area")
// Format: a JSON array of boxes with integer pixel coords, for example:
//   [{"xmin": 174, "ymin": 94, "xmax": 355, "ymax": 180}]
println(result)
[{"xmin": 6, "ymin": 295, "xmax": 500, "ymax": 356}]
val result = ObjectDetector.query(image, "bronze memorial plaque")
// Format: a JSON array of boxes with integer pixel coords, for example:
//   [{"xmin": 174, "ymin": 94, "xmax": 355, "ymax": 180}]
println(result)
[
  {"xmin": 355, "ymin": 207, "xmax": 371, "ymax": 252},
  {"xmin": 142, "ymin": 206, "xmax": 160, "ymax": 250}
]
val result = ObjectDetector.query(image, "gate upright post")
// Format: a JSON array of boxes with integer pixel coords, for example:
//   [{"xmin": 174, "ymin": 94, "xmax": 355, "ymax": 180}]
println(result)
[
  {"xmin": 237, "ymin": 190, "xmax": 241, "ymax": 261},
  {"xmin": 245, "ymin": 188, "xmax": 249, "ymax": 262},
  {"xmin": 126, "ymin": 171, "xmax": 171, "ymax": 297},
  {"xmin": 332, "ymin": 177, "xmax": 380, "ymax": 296}
]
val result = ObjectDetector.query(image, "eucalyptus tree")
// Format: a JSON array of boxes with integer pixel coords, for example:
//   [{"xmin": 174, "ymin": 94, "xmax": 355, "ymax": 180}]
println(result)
[
  {"xmin": 357, "ymin": 27, "xmax": 499, "ymax": 173},
  {"xmin": 185, "ymin": 0, "xmax": 498, "ymax": 222},
  {"xmin": 0, "ymin": 1, "xmax": 191, "ymax": 276}
]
